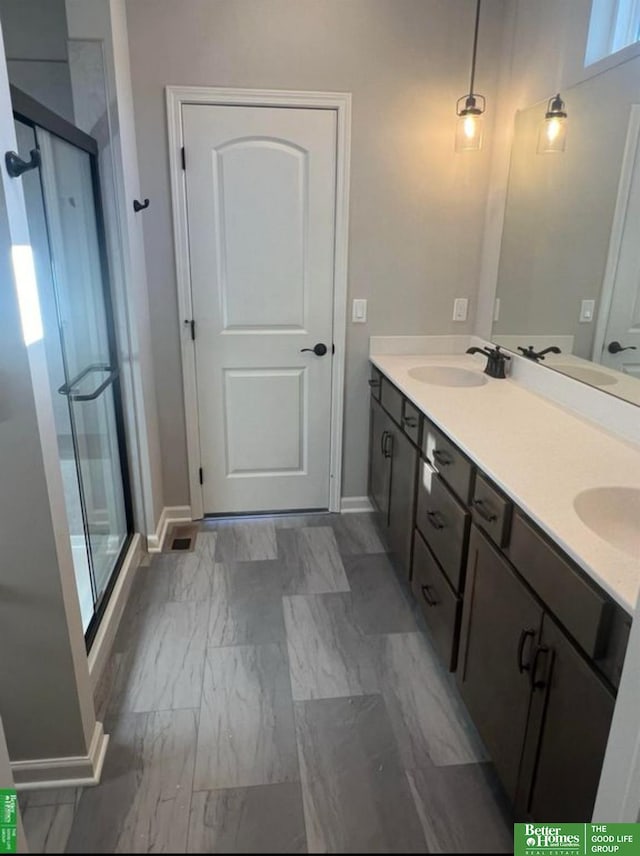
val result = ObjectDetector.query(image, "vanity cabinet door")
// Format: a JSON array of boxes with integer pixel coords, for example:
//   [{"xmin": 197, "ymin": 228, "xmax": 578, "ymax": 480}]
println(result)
[
  {"xmin": 517, "ymin": 614, "xmax": 615, "ymax": 822},
  {"xmin": 368, "ymin": 397, "xmax": 392, "ymax": 525},
  {"xmin": 458, "ymin": 526, "xmax": 544, "ymax": 802},
  {"xmin": 387, "ymin": 424, "xmax": 418, "ymax": 579}
]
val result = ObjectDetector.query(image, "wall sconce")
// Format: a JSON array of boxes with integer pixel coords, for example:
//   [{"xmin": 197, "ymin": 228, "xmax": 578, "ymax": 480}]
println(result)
[
  {"xmin": 537, "ymin": 93, "xmax": 568, "ymax": 154},
  {"xmin": 455, "ymin": 0, "xmax": 486, "ymax": 152}
]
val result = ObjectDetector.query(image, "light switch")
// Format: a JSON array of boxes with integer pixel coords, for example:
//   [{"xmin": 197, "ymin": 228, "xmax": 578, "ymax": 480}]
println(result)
[
  {"xmin": 352, "ymin": 298, "xmax": 367, "ymax": 323},
  {"xmin": 493, "ymin": 297, "xmax": 501, "ymax": 322},
  {"xmin": 579, "ymin": 299, "xmax": 595, "ymax": 323},
  {"xmin": 453, "ymin": 297, "xmax": 468, "ymax": 322}
]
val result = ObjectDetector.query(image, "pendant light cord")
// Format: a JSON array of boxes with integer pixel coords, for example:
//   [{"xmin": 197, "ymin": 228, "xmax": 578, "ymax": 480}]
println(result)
[{"xmin": 468, "ymin": 0, "xmax": 481, "ymax": 97}]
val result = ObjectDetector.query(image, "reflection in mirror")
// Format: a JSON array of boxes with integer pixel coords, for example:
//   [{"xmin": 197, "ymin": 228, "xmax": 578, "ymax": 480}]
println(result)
[{"xmin": 492, "ymin": 55, "xmax": 640, "ymax": 407}]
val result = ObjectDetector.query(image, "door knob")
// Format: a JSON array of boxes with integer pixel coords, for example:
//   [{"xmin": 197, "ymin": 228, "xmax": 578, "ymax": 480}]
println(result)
[
  {"xmin": 300, "ymin": 343, "xmax": 328, "ymax": 356},
  {"xmin": 607, "ymin": 340, "xmax": 637, "ymax": 354}
]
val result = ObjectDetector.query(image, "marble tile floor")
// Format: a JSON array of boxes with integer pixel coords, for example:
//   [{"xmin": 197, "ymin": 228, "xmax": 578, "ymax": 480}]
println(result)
[{"xmin": 19, "ymin": 512, "xmax": 513, "ymax": 854}]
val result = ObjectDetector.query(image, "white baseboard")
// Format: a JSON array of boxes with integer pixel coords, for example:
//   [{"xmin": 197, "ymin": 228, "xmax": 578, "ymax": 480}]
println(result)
[
  {"xmin": 88, "ymin": 533, "xmax": 143, "ymax": 692},
  {"xmin": 12, "ymin": 720, "xmax": 109, "ymax": 790},
  {"xmin": 146, "ymin": 505, "xmax": 192, "ymax": 552},
  {"xmin": 340, "ymin": 496, "xmax": 373, "ymax": 513}
]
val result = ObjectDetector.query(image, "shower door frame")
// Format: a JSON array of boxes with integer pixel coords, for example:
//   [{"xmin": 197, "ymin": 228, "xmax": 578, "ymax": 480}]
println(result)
[{"xmin": 11, "ymin": 84, "xmax": 134, "ymax": 649}]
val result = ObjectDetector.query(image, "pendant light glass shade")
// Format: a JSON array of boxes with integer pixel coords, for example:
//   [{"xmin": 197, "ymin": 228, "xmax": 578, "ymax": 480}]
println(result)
[
  {"xmin": 455, "ymin": 0, "xmax": 486, "ymax": 152},
  {"xmin": 455, "ymin": 96, "xmax": 485, "ymax": 152},
  {"xmin": 537, "ymin": 93, "xmax": 568, "ymax": 154}
]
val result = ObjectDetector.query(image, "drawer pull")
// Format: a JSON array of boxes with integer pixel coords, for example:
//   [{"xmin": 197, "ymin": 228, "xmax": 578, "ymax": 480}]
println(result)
[
  {"xmin": 382, "ymin": 431, "xmax": 394, "ymax": 459},
  {"xmin": 517, "ymin": 628, "xmax": 536, "ymax": 673},
  {"xmin": 368, "ymin": 378, "xmax": 381, "ymax": 388},
  {"xmin": 530, "ymin": 645, "xmax": 551, "ymax": 691},
  {"xmin": 421, "ymin": 584, "xmax": 439, "ymax": 606},
  {"xmin": 426, "ymin": 509, "xmax": 446, "ymax": 530},
  {"xmin": 403, "ymin": 415, "xmax": 418, "ymax": 428},
  {"xmin": 433, "ymin": 448, "xmax": 453, "ymax": 466},
  {"xmin": 472, "ymin": 498, "xmax": 498, "ymax": 523}
]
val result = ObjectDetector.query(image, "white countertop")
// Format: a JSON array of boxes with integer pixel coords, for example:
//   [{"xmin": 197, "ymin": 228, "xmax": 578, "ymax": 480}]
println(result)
[{"xmin": 370, "ymin": 353, "xmax": 640, "ymax": 614}]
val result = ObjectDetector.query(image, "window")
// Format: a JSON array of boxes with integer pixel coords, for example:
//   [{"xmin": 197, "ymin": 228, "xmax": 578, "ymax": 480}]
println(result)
[{"xmin": 586, "ymin": 0, "xmax": 640, "ymax": 65}]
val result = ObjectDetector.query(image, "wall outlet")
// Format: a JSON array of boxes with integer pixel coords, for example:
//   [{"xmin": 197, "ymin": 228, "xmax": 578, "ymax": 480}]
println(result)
[
  {"xmin": 579, "ymin": 299, "xmax": 595, "ymax": 323},
  {"xmin": 453, "ymin": 297, "xmax": 468, "ymax": 322},
  {"xmin": 352, "ymin": 298, "xmax": 367, "ymax": 323}
]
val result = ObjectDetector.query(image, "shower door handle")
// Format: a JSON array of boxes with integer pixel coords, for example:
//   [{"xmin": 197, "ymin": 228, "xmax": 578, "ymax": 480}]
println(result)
[{"xmin": 58, "ymin": 363, "xmax": 120, "ymax": 401}]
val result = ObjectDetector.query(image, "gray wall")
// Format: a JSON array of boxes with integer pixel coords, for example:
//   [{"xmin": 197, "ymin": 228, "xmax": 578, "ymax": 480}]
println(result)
[{"xmin": 125, "ymin": 0, "xmax": 505, "ymax": 504}]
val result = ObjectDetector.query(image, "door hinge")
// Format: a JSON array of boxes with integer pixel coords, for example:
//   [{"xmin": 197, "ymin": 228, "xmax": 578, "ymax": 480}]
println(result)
[
  {"xmin": 184, "ymin": 318, "xmax": 196, "ymax": 340},
  {"xmin": 181, "ymin": 147, "xmax": 186, "ymax": 170},
  {"xmin": 199, "ymin": 467, "xmax": 203, "ymax": 485},
  {"xmin": 332, "ymin": 343, "xmax": 335, "ymax": 355}
]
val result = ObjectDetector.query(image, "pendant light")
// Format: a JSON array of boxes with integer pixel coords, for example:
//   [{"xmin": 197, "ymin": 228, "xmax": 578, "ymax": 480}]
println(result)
[
  {"xmin": 455, "ymin": 0, "xmax": 486, "ymax": 152},
  {"xmin": 537, "ymin": 93, "xmax": 568, "ymax": 154}
]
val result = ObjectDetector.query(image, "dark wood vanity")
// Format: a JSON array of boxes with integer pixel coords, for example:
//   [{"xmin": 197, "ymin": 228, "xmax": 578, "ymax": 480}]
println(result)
[{"xmin": 367, "ymin": 364, "xmax": 631, "ymax": 822}]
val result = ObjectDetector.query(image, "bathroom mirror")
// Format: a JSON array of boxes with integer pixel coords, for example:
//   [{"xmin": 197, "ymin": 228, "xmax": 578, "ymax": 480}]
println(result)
[{"xmin": 492, "ymin": 57, "xmax": 640, "ymax": 406}]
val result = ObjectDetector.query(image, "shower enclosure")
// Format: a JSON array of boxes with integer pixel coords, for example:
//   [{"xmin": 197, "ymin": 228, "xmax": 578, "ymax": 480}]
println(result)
[{"xmin": 12, "ymin": 86, "xmax": 133, "ymax": 644}]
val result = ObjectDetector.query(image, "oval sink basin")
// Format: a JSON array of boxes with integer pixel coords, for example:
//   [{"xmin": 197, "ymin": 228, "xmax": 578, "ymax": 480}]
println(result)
[
  {"xmin": 408, "ymin": 366, "xmax": 488, "ymax": 387},
  {"xmin": 574, "ymin": 487, "xmax": 640, "ymax": 558},
  {"xmin": 553, "ymin": 365, "xmax": 618, "ymax": 387}
]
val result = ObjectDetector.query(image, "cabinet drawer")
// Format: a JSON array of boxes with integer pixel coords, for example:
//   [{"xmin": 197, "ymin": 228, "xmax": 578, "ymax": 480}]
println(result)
[
  {"xmin": 422, "ymin": 419, "xmax": 474, "ymax": 503},
  {"xmin": 508, "ymin": 512, "xmax": 610, "ymax": 659},
  {"xmin": 471, "ymin": 473, "xmax": 512, "ymax": 548},
  {"xmin": 380, "ymin": 376, "xmax": 403, "ymax": 425},
  {"xmin": 401, "ymin": 399, "xmax": 421, "ymax": 446},
  {"xmin": 368, "ymin": 366, "xmax": 382, "ymax": 400},
  {"xmin": 411, "ymin": 530, "xmax": 461, "ymax": 671},
  {"xmin": 416, "ymin": 461, "xmax": 470, "ymax": 592}
]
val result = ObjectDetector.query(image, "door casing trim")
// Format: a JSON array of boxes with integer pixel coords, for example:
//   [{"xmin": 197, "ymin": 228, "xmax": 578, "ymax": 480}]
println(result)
[{"xmin": 166, "ymin": 86, "xmax": 352, "ymax": 518}]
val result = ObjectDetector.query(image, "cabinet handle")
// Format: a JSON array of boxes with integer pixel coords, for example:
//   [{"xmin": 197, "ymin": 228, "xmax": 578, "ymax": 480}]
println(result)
[
  {"xmin": 472, "ymin": 498, "xmax": 498, "ymax": 523},
  {"xmin": 426, "ymin": 509, "xmax": 446, "ymax": 530},
  {"xmin": 421, "ymin": 584, "xmax": 439, "ymax": 606},
  {"xmin": 517, "ymin": 628, "xmax": 536, "ymax": 673},
  {"xmin": 368, "ymin": 378, "xmax": 381, "ymax": 388},
  {"xmin": 383, "ymin": 432, "xmax": 394, "ymax": 459},
  {"xmin": 530, "ymin": 644, "xmax": 551, "ymax": 690},
  {"xmin": 403, "ymin": 415, "xmax": 418, "ymax": 429},
  {"xmin": 433, "ymin": 448, "xmax": 453, "ymax": 467}
]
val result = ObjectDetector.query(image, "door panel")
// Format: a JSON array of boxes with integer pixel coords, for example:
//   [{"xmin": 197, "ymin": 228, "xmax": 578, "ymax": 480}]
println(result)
[
  {"xmin": 519, "ymin": 615, "xmax": 615, "ymax": 821},
  {"xmin": 217, "ymin": 141, "xmax": 306, "ymax": 330},
  {"xmin": 387, "ymin": 425, "xmax": 418, "ymax": 578},
  {"xmin": 183, "ymin": 104, "xmax": 337, "ymax": 513},
  {"xmin": 223, "ymin": 368, "xmax": 305, "ymax": 475},
  {"xmin": 368, "ymin": 398, "xmax": 392, "ymax": 524},
  {"xmin": 458, "ymin": 527, "xmax": 544, "ymax": 801}
]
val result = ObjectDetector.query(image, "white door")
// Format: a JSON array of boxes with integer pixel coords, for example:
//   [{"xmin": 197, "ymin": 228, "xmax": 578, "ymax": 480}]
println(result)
[
  {"xmin": 599, "ymin": 115, "xmax": 640, "ymax": 378},
  {"xmin": 182, "ymin": 104, "xmax": 337, "ymax": 514}
]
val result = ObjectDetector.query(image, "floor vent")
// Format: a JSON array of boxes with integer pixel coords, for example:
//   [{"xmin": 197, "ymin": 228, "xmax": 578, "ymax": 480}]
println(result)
[{"xmin": 163, "ymin": 522, "xmax": 200, "ymax": 553}]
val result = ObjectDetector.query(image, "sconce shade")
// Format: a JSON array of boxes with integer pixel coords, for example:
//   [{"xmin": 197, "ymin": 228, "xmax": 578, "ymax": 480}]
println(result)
[{"xmin": 537, "ymin": 93, "xmax": 568, "ymax": 153}]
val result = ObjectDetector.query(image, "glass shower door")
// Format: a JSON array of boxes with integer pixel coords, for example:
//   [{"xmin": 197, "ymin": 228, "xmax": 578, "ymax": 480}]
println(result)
[
  {"xmin": 13, "ymin": 102, "xmax": 132, "ymax": 641},
  {"xmin": 36, "ymin": 126, "xmax": 130, "ymax": 614}
]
